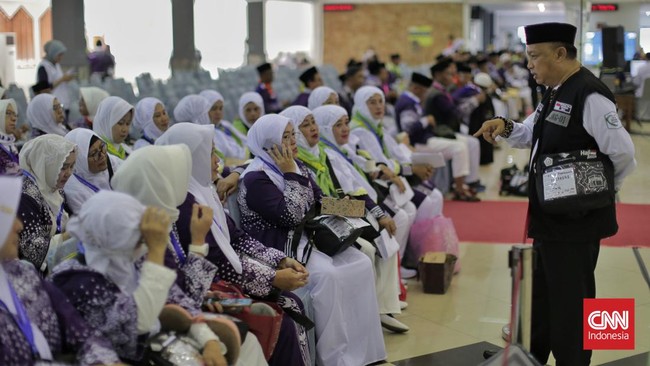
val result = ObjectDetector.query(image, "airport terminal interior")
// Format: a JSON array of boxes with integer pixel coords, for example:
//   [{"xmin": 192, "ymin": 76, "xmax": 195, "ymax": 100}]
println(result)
[{"xmin": 0, "ymin": 0, "xmax": 649, "ymax": 365}]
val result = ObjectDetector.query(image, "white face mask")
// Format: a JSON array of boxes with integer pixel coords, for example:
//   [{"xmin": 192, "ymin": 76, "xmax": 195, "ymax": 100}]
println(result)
[{"xmin": 132, "ymin": 242, "xmax": 149, "ymax": 262}]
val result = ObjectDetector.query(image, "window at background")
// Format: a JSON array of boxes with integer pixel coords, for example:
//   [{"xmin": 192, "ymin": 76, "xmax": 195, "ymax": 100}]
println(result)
[
  {"xmin": 582, "ymin": 31, "xmax": 639, "ymax": 66},
  {"xmin": 641, "ymin": 28, "xmax": 650, "ymax": 55},
  {"xmin": 265, "ymin": 1, "xmax": 314, "ymax": 63}
]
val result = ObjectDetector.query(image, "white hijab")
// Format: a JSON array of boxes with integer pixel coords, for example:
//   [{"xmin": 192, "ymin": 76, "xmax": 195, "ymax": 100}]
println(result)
[
  {"xmin": 79, "ymin": 87, "xmax": 109, "ymax": 121},
  {"xmin": 280, "ymin": 106, "xmax": 319, "ymax": 156},
  {"xmin": 240, "ymin": 114, "xmax": 297, "ymax": 191},
  {"xmin": 134, "ymin": 97, "xmax": 166, "ymax": 140},
  {"xmin": 92, "ymin": 96, "xmax": 134, "ymax": 144},
  {"xmin": 307, "ymin": 86, "xmax": 338, "ymax": 110},
  {"xmin": 0, "ymin": 176, "xmax": 53, "ymax": 361},
  {"xmin": 19, "ymin": 134, "xmax": 76, "ymax": 226},
  {"xmin": 174, "ymin": 95, "xmax": 211, "ymax": 126},
  {"xmin": 199, "ymin": 90, "xmax": 224, "ymax": 112},
  {"xmin": 63, "ymin": 129, "xmax": 113, "ymax": 214},
  {"xmin": 0, "ymin": 99, "xmax": 17, "ymax": 146},
  {"xmin": 238, "ymin": 92, "xmax": 264, "ymax": 128},
  {"xmin": 111, "ymin": 144, "xmax": 191, "ymax": 223},
  {"xmin": 66, "ymin": 190, "xmax": 145, "ymax": 294},
  {"xmin": 156, "ymin": 123, "xmax": 242, "ymax": 273},
  {"xmin": 27, "ymin": 94, "xmax": 68, "ymax": 136},
  {"xmin": 352, "ymin": 85, "xmax": 384, "ymax": 127},
  {"xmin": 313, "ymin": 105, "xmax": 377, "ymax": 201},
  {"xmin": 0, "ymin": 176, "xmax": 21, "ymax": 248}
]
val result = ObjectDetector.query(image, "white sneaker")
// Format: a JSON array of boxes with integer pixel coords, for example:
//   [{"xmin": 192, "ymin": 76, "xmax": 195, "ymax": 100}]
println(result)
[
  {"xmin": 400, "ymin": 267, "xmax": 417, "ymax": 279},
  {"xmin": 380, "ymin": 314, "xmax": 410, "ymax": 333},
  {"xmin": 399, "ymin": 301, "xmax": 408, "ymax": 310}
]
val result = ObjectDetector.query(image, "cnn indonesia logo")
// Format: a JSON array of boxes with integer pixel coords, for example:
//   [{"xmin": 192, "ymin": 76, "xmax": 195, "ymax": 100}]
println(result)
[{"xmin": 584, "ymin": 298, "xmax": 635, "ymax": 350}]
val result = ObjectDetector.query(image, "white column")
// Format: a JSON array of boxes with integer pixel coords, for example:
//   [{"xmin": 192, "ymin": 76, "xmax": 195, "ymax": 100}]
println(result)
[{"xmin": 312, "ymin": 0, "xmax": 324, "ymax": 65}]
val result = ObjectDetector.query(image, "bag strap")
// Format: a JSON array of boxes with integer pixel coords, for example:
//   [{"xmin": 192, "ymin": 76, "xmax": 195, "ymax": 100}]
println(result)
[
  {"xmin": 324, "ymin": 156, "xmax": 344, "ymax": 198},
  {"xmin": 290, "ymin": 203, "xmax": 318, "ymax": 263}
]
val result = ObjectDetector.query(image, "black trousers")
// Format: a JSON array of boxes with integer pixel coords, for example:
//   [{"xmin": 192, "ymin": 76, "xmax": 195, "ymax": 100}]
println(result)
[{"xmin": 530, "ymin": 239, "xmax": 600, "ymax": 366}]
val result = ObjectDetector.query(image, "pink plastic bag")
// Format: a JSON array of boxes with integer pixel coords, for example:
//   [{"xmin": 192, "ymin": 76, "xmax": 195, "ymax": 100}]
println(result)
[{"xmin": 408, "ymin": 215, "xmax": 461, "ymax": 273}]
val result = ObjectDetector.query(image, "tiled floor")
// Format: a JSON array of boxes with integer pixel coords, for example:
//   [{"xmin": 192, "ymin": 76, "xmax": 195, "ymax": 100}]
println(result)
[{"xmin": 382, "ymin": 123, "xmax": 650, "ymax": 365}]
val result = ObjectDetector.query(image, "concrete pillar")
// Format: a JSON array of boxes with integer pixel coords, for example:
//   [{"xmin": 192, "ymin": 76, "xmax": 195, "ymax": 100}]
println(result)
[
  {"xmin": 170, "ymin": 0, "xmax": 200, "ymax": 75},
  {"xmin": 51, "ymin": 0, "xmax": 88, "ymax": 76},
  {"xmin": 246, "ymin": 0, "xmax": 266, "ymax": 65}
]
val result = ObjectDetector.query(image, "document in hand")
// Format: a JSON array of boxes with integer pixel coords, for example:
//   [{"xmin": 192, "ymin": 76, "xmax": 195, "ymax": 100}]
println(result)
[{"xmin": 389, "ymin": 177, "xmax": 415, "ymax": 207}]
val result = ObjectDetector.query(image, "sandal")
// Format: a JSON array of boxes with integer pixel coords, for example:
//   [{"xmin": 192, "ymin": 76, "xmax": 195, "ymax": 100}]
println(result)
[{"xmin": 452, "ymin": 190, "xmax": 481, "ymax": 202}]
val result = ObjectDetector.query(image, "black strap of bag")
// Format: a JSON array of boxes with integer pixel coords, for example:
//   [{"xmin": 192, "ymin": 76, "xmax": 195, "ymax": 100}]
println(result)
[
  {"xmin": 289, "ymin": 203, "xmax": 318, "ymax": 264},
  {"xmin": 325, "ymin": 156, "xmax": 345, "ymax": 199}
]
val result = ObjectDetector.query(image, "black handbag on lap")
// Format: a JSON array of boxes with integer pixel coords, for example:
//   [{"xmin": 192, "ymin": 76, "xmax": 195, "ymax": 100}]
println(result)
[{"xmin": 534, "ymin": 149, "xmax": 615, "ymax": 214}]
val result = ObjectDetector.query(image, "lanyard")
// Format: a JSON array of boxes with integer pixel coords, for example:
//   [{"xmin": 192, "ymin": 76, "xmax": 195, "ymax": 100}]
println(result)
[
  {"xmin": 260, "ymin": 158, "xmax": 286, "ymax": 177},
  {"xmin": 216, "ymin": 125, "xmax": 232, "ymax": 137},
  {"xmin": 320, "ymin": 138, "xmax": 354, "ymax": 165},
  {"xmin": 356, "ymin": 114, "xmax": 384, "ymax": 149},
  {"xmin": 433, "ymin": 82, "xmax": 453, "ymax": 103},
  {"xmin": 23, "ymin": 171, "xmax": 64, "ymax": 233},
  {"xmin": 212, "ymin": 218, "xmax": 226, "ymax": 236},
  {"xmin": 0, "ymin": 144, "xmax": 18, "ymax": 163},
  {"xmin": 0, "ymin": 280, "xmax": 39, "ymax": 358},
  {"xmin": 73, "ymin": 174, "xmax": 99, "ymax": 193},
  {"xmin": 169, "ymin": 230, "xmax": 186, "ymax": 265},
  {"xmin": 55, "ymin": 204, "xmax": 63, "ymax": 234},
  {"xmin": 142, "ymin": 133, "xmax": 155, "ymax": 145},
  {"xmin": 76, "ymin": 241, "xmax": 86, "ymax": 255}
]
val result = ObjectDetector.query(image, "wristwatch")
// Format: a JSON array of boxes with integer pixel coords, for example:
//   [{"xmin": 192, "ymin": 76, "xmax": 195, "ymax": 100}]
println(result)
[
  {"xmin": 189, "ymin": 243, "xmax": 209, "ymax": 256},
  {"xmin": 495, "ymin": 116, "xmax": 514, "ymax": 138}
]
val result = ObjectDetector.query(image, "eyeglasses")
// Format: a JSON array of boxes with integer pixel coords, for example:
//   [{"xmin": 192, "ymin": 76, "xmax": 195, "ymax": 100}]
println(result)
[
  {"xmin": 53, "ymin": 103, "xmax": 64, "ymax": 112},
  {"xmin": 5, "ymin": 111, "xmax": 17, "ymax": 118},
  {"xmin": 88, "ymin": 143, "xmax": 107, "ymax": 161}
]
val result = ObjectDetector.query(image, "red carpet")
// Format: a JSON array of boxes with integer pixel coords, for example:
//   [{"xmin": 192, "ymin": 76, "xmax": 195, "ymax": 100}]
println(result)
[{"xmin": 444, "ymin": 200, "xmax": 650, "ymax": 248}]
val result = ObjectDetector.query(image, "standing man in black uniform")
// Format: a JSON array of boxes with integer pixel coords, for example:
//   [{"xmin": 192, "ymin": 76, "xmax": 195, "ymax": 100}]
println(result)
[{"xmin": 474, "ymin": 23, "xmax": 636, "ymax": 365}]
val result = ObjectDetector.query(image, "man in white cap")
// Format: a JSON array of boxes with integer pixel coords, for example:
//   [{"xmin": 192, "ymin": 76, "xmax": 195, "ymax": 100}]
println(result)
[{"xmin": 474, "ymin": 22, "xmax": 636, "ymax": 365}]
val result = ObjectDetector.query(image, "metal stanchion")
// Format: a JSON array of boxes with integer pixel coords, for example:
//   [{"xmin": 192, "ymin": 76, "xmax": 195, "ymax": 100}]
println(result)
[{"xmin": 479, "ymin": 246, "xmax": 540, "ymax": 366}]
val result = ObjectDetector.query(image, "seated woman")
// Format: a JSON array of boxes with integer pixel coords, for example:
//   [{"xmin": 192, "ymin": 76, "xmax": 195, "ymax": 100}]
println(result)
[
  {"xmin": 282, "ymin": 105, "xmax": 410, "ymax": 333},
  {"xmin": 110, "ymin": 145, "xmax": 254, "ymax": 365},
  {"xmin": 18, "ymin": 134, "xmax": 76, "ymax": 273},
  {"xmin": 92, "ymin": 96, "xmax": 134, "ymax": 160},
  {"xmin": 49, "ymin": 190, "xmax": 227, "ymax": 365},
  {"xmin": 71, "ymin": 86, "xmax": 109, "ymax": 129},
  {"xmin": 232, "ymin": 92, "xmax": 264, "ymax": 136},
  {"xmin": 238, "ymin": 114, "xmax": 385, "ymax": 366},
  {"xmin": 63, "ymin": 128, "xmax": 120, "ymax": 214},
  {"xmin": 307, "ymin": 86, "xmax": 339, "ymax": 110},
  {"xmin": 0, "ymin": 99, "xmax": 20, "ymax": 175},
  {"xmin": 27, "ymin": 93, "xmax": 69, "ymax": 137},
  {"xmin": 200, "ymin": 90, "xmax": 248, "ymax": 160},
  {"xmin": 157, "ymin": 122, "xmax": 311, "ymax": 366},
  {"xmin": 111, "ymin": 145, "xmax": 217, "ymax": 305},
  {"xmin": 351, "ymin": 86, "xmax": 446, "ymax": 218},
  {"xmin": 132, "ymin": 97, "xmax": 170, "ymax": 150},
  {"xmin": 0, "ymin": 176, "xmax": 120, "ymax": 365}
]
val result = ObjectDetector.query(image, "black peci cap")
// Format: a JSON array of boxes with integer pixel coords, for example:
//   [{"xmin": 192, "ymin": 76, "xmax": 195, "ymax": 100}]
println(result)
[
  {"xmin": 256, "ymin": 62, "xmax": 272, "ymax": 74},
  {"xmin": 524, "ymin": 22, "xmax": 577, "ymax": 45},
  {"xmin": 411, "ymin": 72, "xmax": 433, "ymax": 87},
  {"xmin": 299, "ymin": 66, "xmax": 318, "ymax": 84},
  {"xmin": 368, "ymin": 61, "xmax": 385, "ymax": 75},
  {"xmin": 430, "ymin": 59, "xmax": 453, "ymax": 76},
  {"xmin": 456, "ymin": 62, "xmax": 472, "ymax": 73}
]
